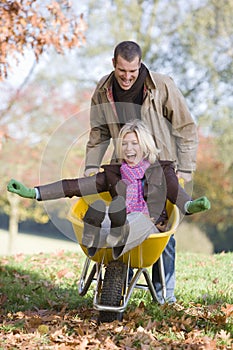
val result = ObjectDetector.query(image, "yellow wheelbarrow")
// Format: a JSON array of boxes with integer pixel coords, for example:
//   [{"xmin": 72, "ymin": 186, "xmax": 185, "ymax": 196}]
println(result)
[{"xmin": 68, "ymin": 192, "xmax": 180, "ymax": 323}]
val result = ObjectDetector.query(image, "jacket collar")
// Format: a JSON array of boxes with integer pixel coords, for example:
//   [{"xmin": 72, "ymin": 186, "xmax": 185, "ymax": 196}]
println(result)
[
  {"xmin": 145, "ymin": 70, "xmax": 157, "ymax": 89},
  {"xmin": 144, "ymin": 160, "xmax": 163, "ymax": 183},
  {"xmin": 102, "ymin": 161, "xmax": 161, "ymax": 178},
  {"xmin": 101, "ymin": 163, "xmax": 121, "ymax": 174},
  {"xmin": 99, "ymin": 72, "xmax": 114, "ymax": 92},
  {"xmin": 144, "ymin": 160, "xmax": 160, "ymax": 173}
]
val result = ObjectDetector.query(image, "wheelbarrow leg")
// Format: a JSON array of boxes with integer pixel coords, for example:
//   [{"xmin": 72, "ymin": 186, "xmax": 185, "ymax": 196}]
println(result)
[
  {"xmin": 158, "ymin": 255, "xmax": 167, "ymax": 301},
  {"xmin": 78, "ymin": 256, "xmax": 97, "ymax": 296}
]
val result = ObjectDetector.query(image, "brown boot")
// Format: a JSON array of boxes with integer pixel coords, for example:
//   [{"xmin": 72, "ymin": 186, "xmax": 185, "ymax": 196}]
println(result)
[
  {"xmin": 107, "ymin": 196, "xmax": 129, "ymax": 247},
  {"xmin": 82, "ymin": 200, "xmax": 106, "ymax": 248}
]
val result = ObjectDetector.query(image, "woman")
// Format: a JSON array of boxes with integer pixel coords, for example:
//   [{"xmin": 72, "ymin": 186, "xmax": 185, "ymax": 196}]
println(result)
[{"xmin": 7, "ymin": 120, "xmax": 210, "ymax": 259}]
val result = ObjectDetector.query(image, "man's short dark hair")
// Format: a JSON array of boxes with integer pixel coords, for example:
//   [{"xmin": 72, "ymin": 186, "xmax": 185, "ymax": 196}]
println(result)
[{"xmin": 114, "ymin": 41, "xmax": 142, "ymax": 62}]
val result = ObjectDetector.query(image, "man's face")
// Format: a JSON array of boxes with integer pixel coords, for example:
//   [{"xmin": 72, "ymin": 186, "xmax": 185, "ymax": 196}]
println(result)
[{"xmin": 113, "ymin": 55, "xmax": 141, "ymax": 90}]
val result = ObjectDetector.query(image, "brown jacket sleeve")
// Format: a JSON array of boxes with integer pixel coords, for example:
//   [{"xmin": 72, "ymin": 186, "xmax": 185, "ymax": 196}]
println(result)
[
  {"xmin": 161, "ymin": 161, "xmax": 191, "ymax": 213},
  {"xmin": 36, "ymin": 172, "xmax": 109, "ymax": 201}
]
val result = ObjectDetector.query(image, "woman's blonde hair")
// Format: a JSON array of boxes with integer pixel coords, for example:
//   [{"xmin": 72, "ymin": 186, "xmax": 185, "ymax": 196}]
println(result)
[{"xmin": 116, "ymin": 120, "xmax": 160, "ymax": 164}]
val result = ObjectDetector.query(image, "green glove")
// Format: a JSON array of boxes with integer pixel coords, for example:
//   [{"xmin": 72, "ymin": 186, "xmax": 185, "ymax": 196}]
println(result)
[
  {"xmin": 186, "ymin": 196, "xmax": 211, "ymax": 214},
  {"xmin": 7, "ymin": 179, "xmax": 36, "ymax": 199}
]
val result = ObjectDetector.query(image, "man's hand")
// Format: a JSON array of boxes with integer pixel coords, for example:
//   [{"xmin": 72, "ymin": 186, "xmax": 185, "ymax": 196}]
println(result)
[
  {"xmin": 186, "ymin": 196, "xmax": 211, "ymax": 214},
  {"xmin": 177, "ymin": 171, "xmax": 193, "ymax": 183},
  {"xmin": 84, "ymin": 168, "xmax": 99, "ymax": 177},
  {"xmin": 7, "ymin": 179, "xmax": 36, "ymax": 199}
]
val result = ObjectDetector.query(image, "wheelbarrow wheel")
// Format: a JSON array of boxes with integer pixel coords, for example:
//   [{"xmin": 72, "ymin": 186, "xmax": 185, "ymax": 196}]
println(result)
[{"xmin": 98, "ymin": 260, "xmax": 127, "ymax": 323}]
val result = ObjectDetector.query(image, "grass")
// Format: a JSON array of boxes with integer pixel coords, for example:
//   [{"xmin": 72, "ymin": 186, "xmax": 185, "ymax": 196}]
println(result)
[
  {"xmin": 0, "ymin": 251, "xmax": 89, "ymax": 313},
  {"xmin": 0, "ymin": 250, "xmax": 232, "ymax": 349},
  {"xmin": 176, "ymin": 252, "xmax": 232, "ymax": 304}
]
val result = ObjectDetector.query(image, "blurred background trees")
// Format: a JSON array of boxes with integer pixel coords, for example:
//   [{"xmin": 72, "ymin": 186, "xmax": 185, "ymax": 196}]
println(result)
[{"xmin": 1, "ymin": 0, "xmax": 232, "ymax": 254}]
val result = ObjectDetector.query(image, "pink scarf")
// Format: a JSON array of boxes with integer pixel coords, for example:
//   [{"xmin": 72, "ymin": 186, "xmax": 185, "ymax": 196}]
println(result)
[{"xmin": 120, "ymin": 160, "xmax": 150, "ymax": 215}]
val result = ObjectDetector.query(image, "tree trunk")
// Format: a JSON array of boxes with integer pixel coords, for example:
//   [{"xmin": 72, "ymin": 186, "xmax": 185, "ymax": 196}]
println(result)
[{"xmin": 7, "ymin": 192, "xmax": 20, "ymax": 255}]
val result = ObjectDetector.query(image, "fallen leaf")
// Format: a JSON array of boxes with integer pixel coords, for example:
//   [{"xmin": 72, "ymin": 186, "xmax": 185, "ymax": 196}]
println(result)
[
  {"xmin": 37, "ymin": 324, "xmax": 49, "ymax": 334},
  {"xmin": 221, "ymin": 303, "xmax": 233, "ymax": 318}
]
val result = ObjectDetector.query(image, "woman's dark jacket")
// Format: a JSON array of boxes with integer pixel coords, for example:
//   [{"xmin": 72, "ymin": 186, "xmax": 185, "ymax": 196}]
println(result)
[{"xmin": 36, "ymin": 160, "xmax": 191, "ymax": 225}]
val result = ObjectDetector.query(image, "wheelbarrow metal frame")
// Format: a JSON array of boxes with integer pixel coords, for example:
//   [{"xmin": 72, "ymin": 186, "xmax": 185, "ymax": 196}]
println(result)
[
  {"xmin": 68, "ymin": 192, "xmax": 180, "ymax": 318},
  {"xmin": 77, "ymin": 253, "xmax": 164, "ymax": 314}
]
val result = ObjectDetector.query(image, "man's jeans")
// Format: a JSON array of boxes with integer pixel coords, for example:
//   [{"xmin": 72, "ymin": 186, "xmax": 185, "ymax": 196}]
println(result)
[{"xmin": 152, "ymin": 234, "xmax": 176, "ymax": 304}]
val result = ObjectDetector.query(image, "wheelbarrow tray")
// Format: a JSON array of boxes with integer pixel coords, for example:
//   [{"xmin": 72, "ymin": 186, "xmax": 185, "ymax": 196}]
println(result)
[{"xmin": 67, "ymin": 192, "xmax": 180, "ymax": 268}]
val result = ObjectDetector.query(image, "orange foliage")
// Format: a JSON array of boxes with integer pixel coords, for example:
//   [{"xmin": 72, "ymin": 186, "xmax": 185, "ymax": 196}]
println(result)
[
  {"xmin": 192, "ymin": 130, "xmax": 233, "ymax": 228},
  {"xmin": 0, "ymin": 0, "xmax": 87, "ymax": 80}
]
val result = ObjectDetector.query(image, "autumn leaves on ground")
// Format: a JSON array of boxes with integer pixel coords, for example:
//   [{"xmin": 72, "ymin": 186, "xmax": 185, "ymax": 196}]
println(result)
[{"xmin": 0, "ymin": 251, "xmax": 232, "ymax": 349}]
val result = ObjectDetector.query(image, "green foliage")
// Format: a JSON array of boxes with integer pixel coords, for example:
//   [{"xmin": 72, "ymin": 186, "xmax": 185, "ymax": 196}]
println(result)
[
  {"xmin": 203, "ymin": 225, "xmax": 233, "ymax": 253},
  {"xmin": 169, "ymin": 0, "xmax": 233, "ymax": 110}
]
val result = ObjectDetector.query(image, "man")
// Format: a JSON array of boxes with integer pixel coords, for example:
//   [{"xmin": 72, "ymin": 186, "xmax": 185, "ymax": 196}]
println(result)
[{"xmin": 84, "ymin": 41, "xmax": 198, "ymax": 304}]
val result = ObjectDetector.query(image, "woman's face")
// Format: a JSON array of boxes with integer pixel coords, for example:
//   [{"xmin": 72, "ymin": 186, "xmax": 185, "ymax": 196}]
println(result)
[{"xmin": 122, "ymin": 132, "xmax": 143, "ymax": 166}]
